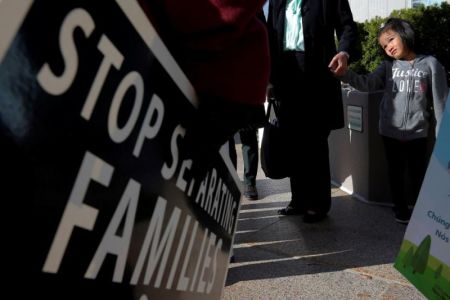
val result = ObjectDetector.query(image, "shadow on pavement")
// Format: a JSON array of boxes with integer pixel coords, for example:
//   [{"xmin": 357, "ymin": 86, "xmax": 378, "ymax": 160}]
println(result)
[{"xmin": 226, "ymin": 194, "xmax": 408, "ymax": 286}]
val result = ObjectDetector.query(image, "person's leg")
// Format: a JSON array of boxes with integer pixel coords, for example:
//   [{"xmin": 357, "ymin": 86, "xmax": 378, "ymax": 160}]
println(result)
[
  {"xmin": 382, "ymin": 136, "xmax": 409, "ymax": 223},
  {"xmin": 406, "ymin": 138, "xmax": 428, "ymax": 203},
  {"xmin": 283, "ymin": 176, "xmax": 307, "ymax": 211},
  {"xmin": 276, "ymin": 51, "xmax": 311, "ymax": 215},
  {"xmin": 183, "ymin": 98, "xmax": 261, "ymax": 181},
  {"xmin": 228, "ymin": 135, "xmax": 237, "ymax": 169},
  {"xmin": 278, "ymin": 129, "xmax": 331, "ymax": 221},
  {"xmin": 303, "ymin": 131, "xmax": 332, "ymax": 220},
  {"xmin": 240, "ymin": 128, "xmax": 259, "ymax": 200},
  {"xmin": 285, "ymin": 131, "xmax": 331, "ymax": 222},
  {"xmin": 239, "ymin": 129, "xmax": 259, "ymax": 186},
  {"xmin": 239, "ymin": 129, "xmax": 258, "ymax": 200}
]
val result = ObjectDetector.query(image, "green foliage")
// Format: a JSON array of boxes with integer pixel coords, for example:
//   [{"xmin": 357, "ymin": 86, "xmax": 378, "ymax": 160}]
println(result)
[
  {"xmin": 412, "ymin": 235, "xmax": 431, "ymax": 274},
  {"xmin": 402, "ymin": 247, "xmax": 415, "ymax": 268},
  {"xmin": 351, "ymin": 2, "xmax": 450, "ymax": 84},
  {"xmin": 434, "ymin": 264, "xmax": 443, "ymax": 279}
]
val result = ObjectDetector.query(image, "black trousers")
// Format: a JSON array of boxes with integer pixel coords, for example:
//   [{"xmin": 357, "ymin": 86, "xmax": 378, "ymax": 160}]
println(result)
[
  {"xmin": 382, "ymin": 136, "xmax": 428, "ymax": 212},
  {"xmin": 239, "ymin": 129, "xmax": 259, "ymax": 186},
  {"xmin": 276, "ymin": 51, "xmax": 332, "ymax": 215},
  {"xmin": 228, "ymin": 129, "xmax": 259, "ymax": 186},
  {"xmin": 289, "ymin": 130, "xmax": 331, "ymax": 214},
  {"xmin": 183, "ymin": 97, "xmax": 264, "ymax": 180}
]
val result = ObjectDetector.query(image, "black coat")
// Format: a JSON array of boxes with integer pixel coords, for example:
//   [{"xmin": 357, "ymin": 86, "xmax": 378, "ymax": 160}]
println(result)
[{"xmin": 267, "ymin": 0, "xmax": 359, "ymax": 130}]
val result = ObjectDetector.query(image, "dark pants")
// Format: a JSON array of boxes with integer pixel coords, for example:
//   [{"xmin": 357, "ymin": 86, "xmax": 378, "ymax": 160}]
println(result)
[
  {"xmin": 183, "ymin": 98, "xmax": 264, "ymax": 179},
  {"xmin": 276, "ymin": 51, "xmax": 333, "ymax": 215},
  {"xmin": 289, "ymin": 130, "xmax": 331, "ymax": 214},
  {"xmin": 229, "ymin": 137, "xmax": 237, "ymax": 169},
  {"xmin": 228, "ymin": 129, "xmax": 259, "ymax": 186},
  {"xmin": 382, "ymin": 136, "xmax": 428, "ymax": 212},
  {"xmin": 239, "ymin": 129, "xmax": 259, "ymax": 186}
]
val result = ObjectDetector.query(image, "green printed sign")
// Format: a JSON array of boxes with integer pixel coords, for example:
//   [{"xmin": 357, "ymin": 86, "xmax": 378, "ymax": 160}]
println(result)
[{"xmin": 395, "ymin": 94, "xmax": 450, "ymax": 300}]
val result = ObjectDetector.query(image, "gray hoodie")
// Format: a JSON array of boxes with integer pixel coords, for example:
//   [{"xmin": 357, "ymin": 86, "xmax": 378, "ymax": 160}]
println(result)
[{"xmin": 341, "ymin": 55, "xmax": 448, "ymax": 140}]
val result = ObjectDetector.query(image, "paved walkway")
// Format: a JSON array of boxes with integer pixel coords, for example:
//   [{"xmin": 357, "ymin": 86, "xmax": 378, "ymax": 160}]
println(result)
[{"xmin": 222, "ymin": 144, "xmax": 426, "ymax": 300}]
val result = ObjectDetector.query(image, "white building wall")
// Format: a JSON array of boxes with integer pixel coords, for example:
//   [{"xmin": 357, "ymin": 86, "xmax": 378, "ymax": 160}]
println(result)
[
  {"xmin": 349, "ymin": 0, "xmax": 448, "ymax": 22},
  {"xmin": 264, "ymin": 0, "xmax": 448, "ymax": 23},
  {"xmin": 349, "ymin": 0, "xmax": 412, "ymax": 22}
]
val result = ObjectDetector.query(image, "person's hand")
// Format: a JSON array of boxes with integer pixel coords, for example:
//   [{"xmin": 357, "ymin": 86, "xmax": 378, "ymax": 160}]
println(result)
[{"xmin": 328, "ymin": 51, "xmax": 349, "ymax": 77}]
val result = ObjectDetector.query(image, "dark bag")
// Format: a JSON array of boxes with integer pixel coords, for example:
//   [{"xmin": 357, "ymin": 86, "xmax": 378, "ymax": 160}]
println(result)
[
  {"xmin": 241, "ymin": 103, "xmax": 267, "ymax": 131},
  {"xmin": 260, "ymin": 98, "xmax": 289, "ymax": 179}
]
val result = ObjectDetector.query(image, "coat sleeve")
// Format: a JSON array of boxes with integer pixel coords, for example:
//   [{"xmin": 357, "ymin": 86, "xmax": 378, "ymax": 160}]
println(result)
[
  {"xmin": 266, "ymin": 0, "xmax": 280, "ymax": 86},
  {"xmin": 334, "ymin": 0, "xmax": 360, "ymax": 62}
]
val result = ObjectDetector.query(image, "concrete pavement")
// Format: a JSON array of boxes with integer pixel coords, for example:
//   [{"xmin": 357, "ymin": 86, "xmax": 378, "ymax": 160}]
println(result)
[{"xmin": 222, "ymin": 143, "xmax": 426, "ymax": 300}]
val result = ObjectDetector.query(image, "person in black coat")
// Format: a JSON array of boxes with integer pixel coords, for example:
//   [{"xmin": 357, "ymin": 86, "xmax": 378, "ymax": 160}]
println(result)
[
  {"xmin": 267, "ymin": 0, "xmax": 359, "ymax": 222},
  {"xmin": 239, "ymin": 9, "xmax": 269, "ymax": 201}
]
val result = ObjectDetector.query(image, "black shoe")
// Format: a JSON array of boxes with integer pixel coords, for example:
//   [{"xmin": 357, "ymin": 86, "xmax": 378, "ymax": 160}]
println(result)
[
  {"xmin": 243, "ymin": 185, "xmax": 258, "ymax": 200},
  {"xmin": 278, "ymin": 205, "xmax": 305, "ymax": 216},
  {"xmin": 302, "ymin": 210, "xmax": 327, "ymax": 223},
  {"xmin": 395, "ymin": 210, "xmax": 411, "ymax": 224}
]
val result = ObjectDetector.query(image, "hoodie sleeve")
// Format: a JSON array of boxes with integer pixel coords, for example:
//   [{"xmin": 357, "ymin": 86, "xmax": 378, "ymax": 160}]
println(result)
[
  {"xmin": 340, "ymin": 61, "xmax": 388, "ymax": 92},
  {"xmin": 429, "ymin": 57, "xmax": 449, "ymax": 137}
]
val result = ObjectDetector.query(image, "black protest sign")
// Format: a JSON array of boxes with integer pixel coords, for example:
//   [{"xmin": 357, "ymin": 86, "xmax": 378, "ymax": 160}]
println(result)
[{"xmin": 0, "ymin": 1, "xmax": 241, "ymax": 299}]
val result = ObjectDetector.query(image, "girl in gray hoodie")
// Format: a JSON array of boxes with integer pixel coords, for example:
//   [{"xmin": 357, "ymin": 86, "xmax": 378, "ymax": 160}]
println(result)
[{"xmin": 340, "ymin": 18, "xmax": 448, "ymax": 224}]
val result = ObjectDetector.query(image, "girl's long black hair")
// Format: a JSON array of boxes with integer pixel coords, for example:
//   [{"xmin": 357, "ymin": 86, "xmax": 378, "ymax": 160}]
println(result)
[{"xmin": 377, "ymin": 18, "xmax": 417, "ymax": 59}]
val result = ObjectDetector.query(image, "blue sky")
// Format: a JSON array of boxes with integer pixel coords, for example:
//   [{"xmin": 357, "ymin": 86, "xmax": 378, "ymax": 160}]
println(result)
[{"xmin": 414, "ymin": 0, "xmax": 445, "ymax": 6}]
